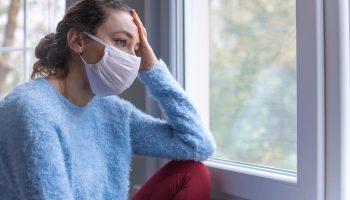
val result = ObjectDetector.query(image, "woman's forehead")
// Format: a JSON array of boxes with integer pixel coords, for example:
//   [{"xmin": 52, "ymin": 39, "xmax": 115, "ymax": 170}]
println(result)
[{"xmin": 99, "ymin": 10, "xmax": 139, "ymax": 39}]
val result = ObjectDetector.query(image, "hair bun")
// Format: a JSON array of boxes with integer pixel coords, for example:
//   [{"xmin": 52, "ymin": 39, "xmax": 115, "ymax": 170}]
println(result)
[{"xmin": 35, "ymin": 33, "xmax": 56, "ymax": 61}]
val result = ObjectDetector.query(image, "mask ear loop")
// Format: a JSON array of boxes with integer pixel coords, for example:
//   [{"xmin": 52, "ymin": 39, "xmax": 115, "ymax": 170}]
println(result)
[
  {"xmin": 79, "ymin": 53, "xmax": 88, "ymax": 65},
  {"xmin": 82, "ymin": 32, "xmax": 109, "ymax": 65},
  {"xmin": 83, "ymin": 32, "xmax": 107, "ymax": 47},
  {"xmin": 83, "ymin": 31, "xmax": 140, "ymax": 61}
]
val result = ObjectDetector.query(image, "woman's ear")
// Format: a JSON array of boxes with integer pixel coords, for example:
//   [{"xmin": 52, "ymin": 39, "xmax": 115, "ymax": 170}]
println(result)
[{"xmin": 67, "ymin": 28, "xmax": 85, "ymax": 54}]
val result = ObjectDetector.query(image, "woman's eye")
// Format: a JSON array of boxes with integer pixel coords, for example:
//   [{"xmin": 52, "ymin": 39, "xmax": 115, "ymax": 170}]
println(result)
[{"xmin": 114, "ymin": 39, "xmax": 127, "ymax": 47}]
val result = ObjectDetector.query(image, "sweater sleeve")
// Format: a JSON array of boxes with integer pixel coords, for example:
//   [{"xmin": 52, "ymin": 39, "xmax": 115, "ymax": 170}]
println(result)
[
  {"xmin": 128, "ymin": 59, "xmax": 217, "ymax": 161},
  {"xmin": 0, "ymin": 100, "xmax": 74, "ymax": 199}
]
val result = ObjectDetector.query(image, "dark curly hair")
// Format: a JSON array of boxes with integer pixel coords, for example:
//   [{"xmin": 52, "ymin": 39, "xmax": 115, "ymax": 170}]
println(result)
[{"xmin": 30, "ymin": 0, "xmax": 131, "ymax": 80}]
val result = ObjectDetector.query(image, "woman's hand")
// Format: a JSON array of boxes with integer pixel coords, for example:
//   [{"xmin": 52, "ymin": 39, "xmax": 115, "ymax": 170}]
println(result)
[{"xmin": 131, "ymin": 9, "xmax": 158, "ymax": 72}]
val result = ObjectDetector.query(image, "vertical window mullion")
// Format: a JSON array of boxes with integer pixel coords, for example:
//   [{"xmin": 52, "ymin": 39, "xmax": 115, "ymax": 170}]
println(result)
[
  {"xmin": 174, "ymin": 0, "xmax": 185, "ymax": 88},
  {"xmin": 23, "ymin": 0, "xmax": 28, "ymax": 81},
  {"xmin": 324, "ymin": 0, "xmax": 350, "ymax": 199}
]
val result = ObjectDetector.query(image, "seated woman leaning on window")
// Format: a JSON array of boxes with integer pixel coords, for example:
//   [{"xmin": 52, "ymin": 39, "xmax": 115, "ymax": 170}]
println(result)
[{"xmin": 0, "ymin": 0, "xmax": 216, "ymax": 199}]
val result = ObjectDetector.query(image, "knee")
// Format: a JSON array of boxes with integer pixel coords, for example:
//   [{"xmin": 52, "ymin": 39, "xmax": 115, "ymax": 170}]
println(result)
[
  {"xmin": 168, "ymin": 160, "xmax": 211, "ymax": 183},
  {"xmin": 168, "ymin": 160, "xmax": 211, "ymax": 198}
]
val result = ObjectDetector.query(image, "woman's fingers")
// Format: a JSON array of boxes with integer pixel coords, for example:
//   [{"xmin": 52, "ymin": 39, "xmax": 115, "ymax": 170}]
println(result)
[
  {"xmin": 130, "ymin": 9, "xmax": 147, "ymax": 43},
  {"xmin": 143, "ymin": 27, "xmax": 147, "ymax": 38},
  {"xmin": 130, "ymin": 8, "xmax": 158, "ymax": 70},
  {"xmin": 131, "ymin": 9, "xmax": 144, "ymax": 28}
]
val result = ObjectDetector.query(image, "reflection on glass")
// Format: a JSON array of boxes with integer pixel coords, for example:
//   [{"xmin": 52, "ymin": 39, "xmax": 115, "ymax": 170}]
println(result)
[{"xmin": 209, "ymin": 0, "xmax": 297, "ymax": 171}]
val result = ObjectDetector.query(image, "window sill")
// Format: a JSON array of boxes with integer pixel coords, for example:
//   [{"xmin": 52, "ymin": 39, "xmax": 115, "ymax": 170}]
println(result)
[{"xmin": 204, "ymin": 158, "xmax": 297, "ymax": 184}]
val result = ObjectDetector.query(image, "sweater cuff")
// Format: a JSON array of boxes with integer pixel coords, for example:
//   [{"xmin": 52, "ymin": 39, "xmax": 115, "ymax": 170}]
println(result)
[{"xmin": 137, "ymin": 58, "xmax": 183, "ymax": 95}]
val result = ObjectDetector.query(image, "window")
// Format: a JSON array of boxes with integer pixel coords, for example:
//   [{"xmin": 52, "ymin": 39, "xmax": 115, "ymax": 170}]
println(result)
[
  {"xmin": 207, "ymin": 0, "xmax": 297, "ymax": 172},
  {"xmin": 181, "ymin": 0, "xmax": 327, "ymax": 199},
  {"xmin": 0, "ymin": 0, "xmax": 65, "ymax": 99}
]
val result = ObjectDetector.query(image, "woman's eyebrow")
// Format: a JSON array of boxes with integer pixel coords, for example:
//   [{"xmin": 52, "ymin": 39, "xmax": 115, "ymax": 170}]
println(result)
[
  {"xmin": 111, "ymin": 30, "xmax": 140, "ymax": 46},
  {"xmin": 111, "ymin": 30, "xmax": 134, "ymax": 39}
]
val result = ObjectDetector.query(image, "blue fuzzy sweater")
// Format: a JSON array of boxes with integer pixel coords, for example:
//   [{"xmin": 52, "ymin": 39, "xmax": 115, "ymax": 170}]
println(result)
[{"xmin": 0, "ymin": 59, "xmax": 216, "ymax": 200}]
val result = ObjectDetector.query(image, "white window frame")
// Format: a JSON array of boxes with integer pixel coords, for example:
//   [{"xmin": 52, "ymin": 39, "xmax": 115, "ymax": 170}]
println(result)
[
  {"xmin": 143, "ymin": 0, "xmax": 350, "ymax": 199},
  {"xmin": 324, "ymin": 0, "xmax": 350, "ymax": 199},
  {"xmin": 182, "ymin": 0, "xmax": 324, "ymax": 199}
]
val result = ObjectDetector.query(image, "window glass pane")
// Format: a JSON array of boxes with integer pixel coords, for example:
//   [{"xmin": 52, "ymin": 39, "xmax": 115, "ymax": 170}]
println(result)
[
  {"xmin": 26, "ymin": 49, "xmax": 35, "ymax": 80},
  {"xmin": 27, "ymin": 0, "xmax": 66, "ymax": 48},
  {"xmin": 0, "ymin": 0, "xmax": 24, "ymax": 47},
  {"xmin": 209, "ymin": 0, "xmax": 297, "ymax": 171},
  {"xmin": 0, "ymin": 51, "xmax": 24, "ymax": 99},
  {"xmin": 0, "ymin": 0, "xmax": 66, "ymax": 99}
]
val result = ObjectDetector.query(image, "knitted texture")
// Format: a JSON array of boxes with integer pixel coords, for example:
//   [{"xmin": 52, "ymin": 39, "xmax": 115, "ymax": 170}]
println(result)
[{"xmin": 0, "ymin": 59, "xmax": 216, "ymax": 200}]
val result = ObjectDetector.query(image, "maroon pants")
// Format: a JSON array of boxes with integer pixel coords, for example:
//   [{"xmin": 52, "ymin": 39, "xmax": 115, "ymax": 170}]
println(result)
[{"xmin": 131, "ymin": 160, "xmax": 211, "ymax": 200}]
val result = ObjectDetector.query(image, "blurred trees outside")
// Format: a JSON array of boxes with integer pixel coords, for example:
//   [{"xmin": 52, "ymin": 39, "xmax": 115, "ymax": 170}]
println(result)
[
  {"xmin": 0, "ymin": 0, "xmax": 21, "ymax": 97},
  {"xmin": 0, "ymin": 0, "xmax": 65, "ymax": 99},
  {"xmin": 209, "ymin": 0, "xmax": 297, "ymax": 171}
]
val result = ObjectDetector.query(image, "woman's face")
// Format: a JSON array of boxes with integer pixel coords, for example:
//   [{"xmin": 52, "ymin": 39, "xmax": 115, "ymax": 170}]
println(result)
[{"xmin": 77, "ymin": 9, "xmax": 140, "ymax": 65}]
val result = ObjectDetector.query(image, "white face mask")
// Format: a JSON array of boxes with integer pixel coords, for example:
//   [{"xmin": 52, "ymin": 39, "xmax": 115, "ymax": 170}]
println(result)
[{"xmin": 79, "ymin": 32, "xmax": 141, "ymax": 96}]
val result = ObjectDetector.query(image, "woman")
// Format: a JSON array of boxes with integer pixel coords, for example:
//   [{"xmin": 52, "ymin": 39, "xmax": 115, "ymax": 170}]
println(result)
[{"xmin": 0, "ymin": 0, "xmax": 216, "ymax": 199}]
